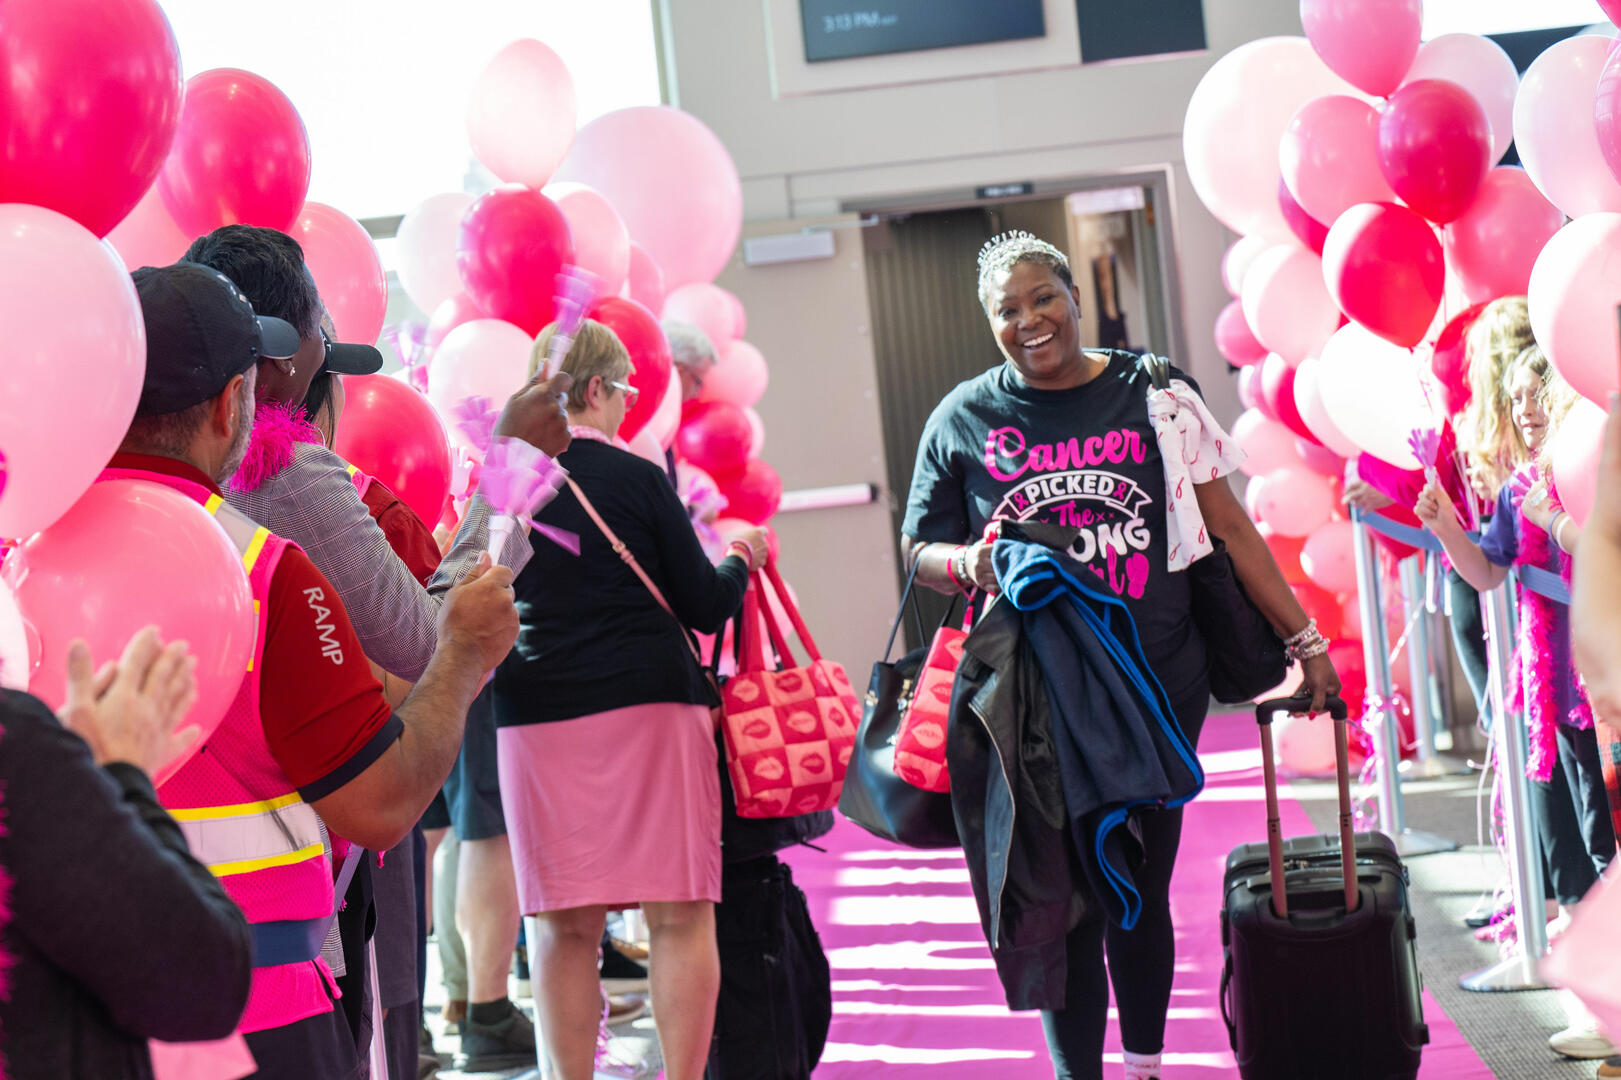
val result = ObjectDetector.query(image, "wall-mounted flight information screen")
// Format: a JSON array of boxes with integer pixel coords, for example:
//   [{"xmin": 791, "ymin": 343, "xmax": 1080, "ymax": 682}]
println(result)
[{"xmin": 800, "ymin": 0, "xmax": 1046, "ymax": 63}]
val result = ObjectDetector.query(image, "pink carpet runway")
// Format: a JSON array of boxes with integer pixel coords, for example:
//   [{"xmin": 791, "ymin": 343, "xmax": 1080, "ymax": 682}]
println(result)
[{"xmin": 785, "ymin": 713, "xmax": 1490, "ymax": 1077}]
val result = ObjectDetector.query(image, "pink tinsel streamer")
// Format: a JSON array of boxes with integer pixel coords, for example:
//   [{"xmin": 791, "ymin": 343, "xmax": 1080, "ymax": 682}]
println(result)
[
  {"xmin": 480, "ymin": 437, "xmax": 569, "ymax": 560},
  {"xmin": 227, "ymin": 401, "xmax": 324, "ymax": 493}
]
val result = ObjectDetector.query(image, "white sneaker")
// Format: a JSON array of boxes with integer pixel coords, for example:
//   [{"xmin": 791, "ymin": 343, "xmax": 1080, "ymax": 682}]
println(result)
[{"xmin": 1551, "ymin": 991, "xmax": 1618, "ymax": 1060}]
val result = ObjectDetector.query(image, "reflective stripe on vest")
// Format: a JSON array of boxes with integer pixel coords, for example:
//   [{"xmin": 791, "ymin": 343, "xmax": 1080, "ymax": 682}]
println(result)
[
  {"xmin": 204, "ymin": 493, "xmax": 271, "ymax": 673},
  {"xmin": 169, "ymin": 794, "xmax": 326, "ymax": 878}
]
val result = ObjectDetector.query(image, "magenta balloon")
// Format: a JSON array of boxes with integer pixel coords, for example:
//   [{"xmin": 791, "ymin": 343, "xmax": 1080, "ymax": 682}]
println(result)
[
  {"xmin": 456, "ymin": 186, "xmax": 575, "ymax": 337},
  {"xmin": 1321, "ymin": 203, "xmax": 1443, "ymax": 348},
  {"xmin": 1377, "ymin": 79, "xmax": 1492, "ymax": 224},
  {"xmin": 675, "ymin": 401, "xmax": 753, "ymax": 477},
  {"xmin": 1550, "ymin": 398, "xmax": 1607, "ymax": 527},
  {"xmin": 105, "ymin": 183, "xmax": 191, "ymax": 272},
  {"xmin": 7, "ymin": 479, "xmax": 253, "ymax": 786},
  {"xmin": 1278, "ymin": 178, "xmax": 1328, "ymax": 254},
  {"xmin": 1602, "ymin": 0, "xmax": 1621, "ymax": 24},
  {"xmin": 625, "ymin": 243, "xmax": 667, "ymax": 314},
  {"xmin": 0, "ymin": 0, "xmax": 183, "ymax": 237},
  {"xmin": 1232, "ymin": 409, "xmax": 1301, "ymax": 477},
  {"xmin": 1514, "ymin": 35, "xmax": 1621, "ymax": 219},
  {"xmin": 1406, "ymin": 34, "xmax": 1519, "ymax": 163},
  {"xmin": 1527, "ymin": 214, "xmax": 1621, "ymax": 407},
  {"xmin": 1215, "ymin": 300, "xmax": 1268, "ymax": 367},
  {"xmin": 1254, "ymin": 465, "xmax": 1338, "ymax": 537},
  {"xmin": 1221, "ymin": 235, "xmax": 1271, "ymax": 299},
  {"xmin": 1443, "ymin": 168, "xmax": 1564, "ymax": 305},
  {"xmin": 1241, "ymin": 245, "xmax": 1341, "ymax": 361},
  {"xmin": 555, "ymin": 106, "xmax": 742, "ymax": 290},
  {"xmin": 1301, "ymin": 0, "xmax": 1422, "ymax": 96},
  {"xmin": 1280, "ymin": 95, "xmax": 1394, "ymax": 229},
  {"xmin": 159, "ymin": 69, "xmax": 312, "ymax": 236},
  {"xmin": 292, "ymin": 202, "xmax": 388, "ymax": 344}
]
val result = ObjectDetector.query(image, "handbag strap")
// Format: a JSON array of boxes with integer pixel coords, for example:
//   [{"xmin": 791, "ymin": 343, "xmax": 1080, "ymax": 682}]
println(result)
[
  {"xmin": 760, "ymin": 557, "xmax": 825, "ymax": 662},
  {"xmin": 883, "ymin": 560, "xmax": 925, "ymax": 661},
  {"xmin": 1140, "ymin": 352, "xmax": 1171, "ymax": 393}
]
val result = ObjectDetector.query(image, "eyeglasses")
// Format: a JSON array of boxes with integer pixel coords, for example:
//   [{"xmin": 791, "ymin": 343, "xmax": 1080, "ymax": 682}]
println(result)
[{"xmin": 609, "ymin": 380, "xmax": 640, "ymax": 405}]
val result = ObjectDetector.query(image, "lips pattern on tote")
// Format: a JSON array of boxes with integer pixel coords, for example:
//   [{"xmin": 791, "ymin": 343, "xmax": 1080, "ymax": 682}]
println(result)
[
  {"xmin": 721, "ymin": 657, "xmax": 860, "ymax": 817},
  {"xmin": 891, "ymin": 628, "xmax": 967, "ymax": 794}
]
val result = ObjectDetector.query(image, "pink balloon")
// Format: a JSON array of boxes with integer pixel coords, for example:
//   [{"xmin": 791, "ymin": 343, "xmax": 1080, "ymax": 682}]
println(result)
[
  {"xmin": 1316, "ymin": 322, "xmax": 1438, "ymax": 467},
  {"xmin": 1596, "ymin": 41, "xmax": 1621, "ymax": 190},
  {"xmin": 1184, "ymin": 37, "xmax": 1359, "ymax": 240},
  {"xmin": 1377, "ymin": 80, "xmax": 1492, "ymax": 224},
  {"xmin": 1443, "ymin": 168, "xmax": 1564, "ymax": 305},
  {"xmin": 1528, "ymin": 214, "xmax": 1621, "ymax": 407},
  {"xmin": 105, "ymin": 183, "xmax": 190, "ymax": 272},
  {"xmin": 1232, "ymin": 409, "xmax": 1302, "ymax": 477},
  {"xmin": 543, "ymin": 183, "xmax": 631, "ymax": 298},
  {"xmin": 701, "ymin": 339, "xmax": 769, "ymax": 409},
  {"xmin": 1406, "ymin": 34, "xmax": 1519, "ymax": 163},
  {"xmin": 1301, "ymin": 0, "xmax": 1422, "ymax": 96},
  {"xmin": 466, "ymin": 39, "xmax": 577, "ymax": 189},
  {"xmin": 1273, "ymin": 711, "xmax": 1339, "ymax": 776},
  {"xmin": 625, "ymin": 243, "xmax": 667, "ymax": 314},
  {"xmin": 1254, "ymin": 465, "xmax": 1338, "ymax": 538},
  {"xmin": 1221, "ymin": 235, "xmax": 1271, "ymax": 299},
  {"xmin": 1603, "ymin": 0, "xmax": 1621, "ymax": 24},
  {"xmin": 0, "ymin": 581, "xmax": 31, "ymax": 692},
  {"xmin": 1292, "ymin": 354, "xmax": 1362, "ymax": 458},
  {"xmin": 291, "ymin": 202, "xmax": 387, "ymax": 344},
  {"xmin": 5, "ymin": 479, "xmax": 253, "ymax": 786},
  {"xmin": 425, "ymin": 293, "xmax": 485, "ymax": 352},
  {"xmin": 426, "ymin": 319, "xmax": 535, "ymax": 448},
  {"xmin": 743, "ymin": 406, "xmax": 766, "ymax": 458},
  {"xmin": 1296, "ymin": 438, "xmax": 1345, "ymax": 477},
  {"xmin": 1340, "ymin": 593, "xmax": 1364, "ymax": 641},
  {"xmin": 1514, "ymin": 35, "xmax": 1621, "ymax": 219},
  {"xmin": 1240, "ymin": 245, "xmax": 1341, "ymax": 361},
  {"xmin": 1550, "ymin": 398, "xmax": 1607, "ymax": 527},
  {"xmin": 716, "ymin": 459, "xmax": 782, "ymax": 525},
  {"xmin": 727, "ymin": 291, "xmax": 748, "ymax": 340},
  {"xmin": 1278, "ymin": 178, "xmax": 1328, "ymax": 254},
  {"xmin": 626, "ymin": 427, "xmax": 666, "ymax": 468},
  {"xmin": 647, "ymin": 376, "xmax": 683, "ymax": 451},
  {"xmin": 1261, "ymin": 354, "xmax": 1316, "ymax": 442},
  {"xmin": 1300, "ymin": 520, "xmax": 1358, "ymax": 593},
  {"xmin": 1215, "ymin": 300, "xmax": 1268, "ymax": 367},
  {"xmin": 663, "ymin": 283, "xmax": 742, "ymax": 350},
  {"xmin": 159, "ymin": 69, "xmax": 312, "ymax": 236},
  {"xmin": 0, "ymin": 0, "xmax": 183, "ymax": 238},
  {"xmin": 1238, "ymin": 365, "xmax": 1269, "ymax": 417},
  {"xmin": 555, "ymin": 106, "xmax": 742, "ymax": 290},
  {"xmin": 675, "ymin": 401, "xmax": 752, "ymax": 476},
  {"xmin": 1321, "ymin": 203, "xmax": 1443, "ymax": 348},
  {"xmin": 0, "ymin": 206, "xmax": 146, "ymax": 540},
  {"xmin": 456, "ymin": 186, "xmax": 575, "ymax": 337},
  {"xmin": 395, "ymin": 193, "xmax": 475, "ymax": 314},
  {"xmin": 1281, "ymin": 95, "xmax": 1394, "ymax": 229}
]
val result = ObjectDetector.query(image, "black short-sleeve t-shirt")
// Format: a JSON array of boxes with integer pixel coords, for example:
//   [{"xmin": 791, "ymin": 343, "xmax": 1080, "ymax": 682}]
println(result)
[{"xmin": 903, "ymin": 350, "xmax": 1208, "ymax": 679}]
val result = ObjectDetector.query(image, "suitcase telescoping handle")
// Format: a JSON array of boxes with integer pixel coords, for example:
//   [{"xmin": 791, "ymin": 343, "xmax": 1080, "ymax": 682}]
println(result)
[{"xmin": 1256, "ymin": 695, "xmax": 1354, "ymax": 918}]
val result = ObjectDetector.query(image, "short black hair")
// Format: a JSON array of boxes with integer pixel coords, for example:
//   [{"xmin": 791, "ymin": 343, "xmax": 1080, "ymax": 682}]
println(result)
[{"xmin": 184, "ymin": 225, "xmax": 323, "ymax": 340}]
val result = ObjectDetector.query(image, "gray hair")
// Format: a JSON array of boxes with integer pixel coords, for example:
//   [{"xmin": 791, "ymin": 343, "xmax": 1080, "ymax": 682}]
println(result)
[
  {"xmin": 976, "ymin": 230, "xmax": 1074, "ymax": 310},
  {"xmin": 664, "ymin": 321, "xmax": 718, "ymax": 371}
]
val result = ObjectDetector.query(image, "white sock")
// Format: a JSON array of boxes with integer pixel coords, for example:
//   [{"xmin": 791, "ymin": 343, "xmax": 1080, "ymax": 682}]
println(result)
[{"xmin": 1123, "ymin": 1049, "xmax": 1162, "ymax": 1079}]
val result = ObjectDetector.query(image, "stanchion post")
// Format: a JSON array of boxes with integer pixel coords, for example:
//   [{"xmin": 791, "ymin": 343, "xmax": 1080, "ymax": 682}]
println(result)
[
  {"xmin": 1460, "ymin": 578, "xmax": 1549, "ymax": 992},
  {"xmin": 1399, "ymin": 556, "xmax": 1463, "ymax": 777}
]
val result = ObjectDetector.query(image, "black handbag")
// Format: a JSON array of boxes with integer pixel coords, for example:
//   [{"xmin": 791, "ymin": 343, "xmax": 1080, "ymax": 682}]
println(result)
[
  {"xmin": 837, "ymin": 562, "xmax": 961, "ymax": 848},
  {"xmin": 1140, "ymin": 354, "xmax": 1287, "ymax": 704}
]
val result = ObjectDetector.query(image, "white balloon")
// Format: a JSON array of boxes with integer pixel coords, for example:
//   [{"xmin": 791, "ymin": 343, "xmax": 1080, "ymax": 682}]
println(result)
[
  {"xmin": 1292, "ymin": 355, "xmax": 1362, "ymax": 458},
  {"xmin": 1513, "ymin": 35, "xmax": 1621, "ymax": 219},
  {"xmin": 1317, "ymin": 323, "xmax": 1439, "ymax": 468},
  {"xmin": 395, "ymin": 193, "xmax": 474, "ymax": 314},
  {"xmin": 426, "ymin": 319, "xmax": 535, "ymax": 450},
  {"xmin": 1241, "ymin": 245, "xmax": 1341, "ymax": 361},
  {"xmin": 0, "ymin": 581, "xmax": 31, "ymax": 692}
]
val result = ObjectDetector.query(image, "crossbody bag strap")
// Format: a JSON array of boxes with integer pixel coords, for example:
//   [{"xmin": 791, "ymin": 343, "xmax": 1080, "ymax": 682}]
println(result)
[{"xmin": 1140, "ymin": 352, "xmax": 1171, "ymax": 393}]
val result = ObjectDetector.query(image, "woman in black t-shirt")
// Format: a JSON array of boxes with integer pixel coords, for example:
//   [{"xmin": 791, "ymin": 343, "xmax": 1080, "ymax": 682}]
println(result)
[{"xmin": 903, "ymin": 232, "xmax": 1340, "ymax": 1080}]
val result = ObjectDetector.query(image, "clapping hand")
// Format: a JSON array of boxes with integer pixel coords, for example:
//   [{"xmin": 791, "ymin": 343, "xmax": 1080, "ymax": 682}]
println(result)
[{"xmin": 59, "ymin": 627, "xmax": 199, "ymax": 778}]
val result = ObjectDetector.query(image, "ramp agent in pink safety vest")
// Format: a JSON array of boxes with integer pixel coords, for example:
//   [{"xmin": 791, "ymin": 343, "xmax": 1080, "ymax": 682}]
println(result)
[{"xmin": 99, "ymin": 466, "xmax": 342, "ymax": 1035}]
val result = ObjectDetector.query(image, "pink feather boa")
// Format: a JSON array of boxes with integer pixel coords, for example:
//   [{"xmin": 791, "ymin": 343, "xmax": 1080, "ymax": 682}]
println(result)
[
  {"xmin": 227, "ymin": 401, "xmax": 325, "ymax": 494},
  {"xmin": 1505, "ymin": 466, "xmax": 1593, "ymax": 783}
]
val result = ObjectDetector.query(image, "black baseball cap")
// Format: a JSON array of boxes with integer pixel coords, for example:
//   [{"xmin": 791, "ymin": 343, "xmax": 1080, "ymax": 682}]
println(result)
[
  {"xmin": 133, "ymin": 263, "xmax": 302, "ymax": 417},
  {"xmin": 320, "ymin": 333, "xmax": 385, "ymax": 377}
]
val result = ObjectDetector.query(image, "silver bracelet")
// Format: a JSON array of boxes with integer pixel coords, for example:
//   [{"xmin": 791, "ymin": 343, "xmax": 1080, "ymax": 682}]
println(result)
[
  {"xmin": 1290, "ymin": 635, "xmax": 1331, "ymax": 662},
  {"xmin": 1283, "ymin": 619, "xmax": 1319, "ymax": 649},
  {"xmin": 953, "ymin": 546, "xmax": 972, "ymax": 592},
  {"xmin": 1550, "ymin": 512, "xmax": 1571, "ymax": 553}
]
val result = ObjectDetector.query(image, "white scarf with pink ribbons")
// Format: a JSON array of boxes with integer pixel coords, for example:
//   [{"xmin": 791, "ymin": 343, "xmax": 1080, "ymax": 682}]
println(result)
[{"xmin": 1146, "ymin": 378, "xmax": 1247, "ymax": 571}]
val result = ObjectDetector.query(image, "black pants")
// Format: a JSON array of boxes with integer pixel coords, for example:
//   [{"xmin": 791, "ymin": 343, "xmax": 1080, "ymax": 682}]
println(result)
[
  {"xmin": 1445, "ymin": 569, "xmax": 1491, "ymax": 725},
  {"xmin": 1039, "ymin": 685, "xmax": 1209, "ymax": 1080},
  {"xmin": 242, "ymin": 1002, "xmax": 362, "ymax": 1080},
  {"xmin": 1535, "ymin": 722, "xmax": 1618, "ymax": 906}
]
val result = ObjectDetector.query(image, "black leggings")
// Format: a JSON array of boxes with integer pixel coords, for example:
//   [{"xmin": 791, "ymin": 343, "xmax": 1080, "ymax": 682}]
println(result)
[{"xmin": 1040, "ymin": 687, "xmax": 1209, "ymax": 1080}]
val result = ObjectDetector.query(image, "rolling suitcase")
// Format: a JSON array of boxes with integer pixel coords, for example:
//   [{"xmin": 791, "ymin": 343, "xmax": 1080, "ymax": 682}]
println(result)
[{"xmin": 1219, "ymin": 697, "xmax": 1428, "ymax": 1080}]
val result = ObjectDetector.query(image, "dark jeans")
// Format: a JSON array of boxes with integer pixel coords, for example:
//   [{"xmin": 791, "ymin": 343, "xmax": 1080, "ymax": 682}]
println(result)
[
  {"xmin": 705, "ymin": 856, "xmax": 831, "ymax": 1080},
  {"xmin": 1445, "ymin": 569, "xmax": 1491, "ymax": 725},
  {"xmin": 242, "ymin": 1002, "xmax": 361, "ymax": 1080},
  {"xmin": 1536, "ymin": 723, "xmax": 1618, "ymax": 906}
]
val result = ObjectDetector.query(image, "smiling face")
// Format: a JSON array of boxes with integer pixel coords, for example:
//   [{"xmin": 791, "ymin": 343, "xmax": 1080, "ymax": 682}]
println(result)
[
  {"xmin": 1508, "ymin": 367, "xmax": 1549, "ymax": 453},
  {"xmin": 984, "ymin": 260, "xmax": 1090, "ymax": 389}
]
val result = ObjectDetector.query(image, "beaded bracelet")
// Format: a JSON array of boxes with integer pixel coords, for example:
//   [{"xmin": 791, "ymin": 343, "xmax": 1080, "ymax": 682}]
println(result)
[
  {"xmin": 944, "ymin": 545, "xmax": 967, "ymax": 591},
  {"xmin": 725, "ymin": 541, "xmax": 754, "ymax": 564},
  {"xmin": 1283, "ymin": 619, "xmax": 1319, "ymax": 649}
]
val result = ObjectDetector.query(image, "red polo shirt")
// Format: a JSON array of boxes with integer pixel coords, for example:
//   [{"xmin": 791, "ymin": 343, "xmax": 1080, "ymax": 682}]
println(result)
[
  {"xmin": 109, "ymin": 454, "xmax": 401, "ymax": 799},
  {"xmin": 359, "ymin": 478, "xmax": 442, "ymax": 585}
]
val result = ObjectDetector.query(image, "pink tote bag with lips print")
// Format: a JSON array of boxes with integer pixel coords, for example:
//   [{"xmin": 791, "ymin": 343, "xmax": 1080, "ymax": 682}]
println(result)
[
  {"xmin": 892, "ymin": 609, "xmax": 972, "ymax": 793},
  {"xmin": 722, "ymin": 560, "xmax": 860, "ymax": 818}
]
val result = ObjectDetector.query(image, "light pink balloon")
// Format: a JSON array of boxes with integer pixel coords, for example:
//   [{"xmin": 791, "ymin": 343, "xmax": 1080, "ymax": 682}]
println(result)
[
  {"xmin": 1221, "ymin": 235, "xmax": 1271, "ymax": 298},
  {"xmin": 0, "ymin": 581, "xmax": 32, "ymax": 691},
  {"xmin": 625, "ymin": 243, "xmax": 667, "ymax": 314},
  {"xmin": 395, "ymin": 192, "xmax": 475, "ymax": 314},
  {"xmin": 1301, "ymin": 520, "xmax": 1358, "ymax": 593},
  {"xmin": 427, "ymin": 319, "xmax": 535, "ymax": 449},
  {"xmin": 555, "ymin": 106, "xmax": 742, "ymax": 290},
  {"xmin": 1406, "ymin": 33, "xmax": 1519, "ymax": 163},
  {"xmin": 1273, "ymin": 711, "xmax": 1339, "ymax": 776},
  {"xmin": 1237, "ymin": 365, "xmax": 1265, "ymax": 413},
  {"xmin": 466, "ymin": 39, "xmax": 577, "ymax": 188},
  {"xmin": 1301, "ymin": 0, "xmax": 1422, "ymax": 96},
  {"xmin": 1183, "ymin": 36, "xmax": 1358, "ymax": 240},
  {"xmin": 1232, "ymin": 409, "xmax": 1302, "ymax": 476},
  {"xmin": 1340, "ymin": 593, "xmax": 1364, "ymax": 640},
  {"xmin": 663, "ymin": 283, "xmax": 741, "ymax": 350},
  {"xmin": 1280, "ymin": 95, "xmax": 1394, "ymax": 228},
  {"xmin": 1316, "ymin": 322, "xmax": 1438, "ymax": 468},
  {"xmin": 1255, "ymin": 465, "xmax": 1338, "ymax": 537},
  {"xmin": 1550, "ymin": 398, "xmax": 1607, "ymax": 526},
  {"xmin": 701, "ymin": 339, "xmax": 769, "ymax": 409},
  {"xmin": 1443, "ymin": 167, "xmax": 1564, "ymax": 305},
  {"xmin": 1292, "ymin": 355, "xmax": 1362, "ymax": 458},
  {"xmin": 1513, "ymin": 35, "xmax": 1621, "ymax": 219},
  {"xmin": 626, "ymin": 427, "xmax": 666, "ymax": 468},
  {"xmin": 105, "ymin": 183, "xmax": 190, "ymax": 272},
  {"xmin": 727, "ymin": 291, "xmax": 748, "ymax": 340},
  {"xmin": 1240, "ymin": 245, "xmax": 1341, "ymax": 361},
  {"xmin": 1296, "ymin": 438, "xmax": 1346, "ymax": 477},
  {"xmin": 291, "ymin": 202, "xmax": 387, "ymax": 344},
  {"xmin": 544, "ymin": 182, "xmax": 631, "ymax": 297},
  {"xmin": 1215, "ymin": 300, "xmax": 1268, "ymax": 367},
  {"xmin": 646, "ymin": 374, "xmax": 683, "ymax": 451},
  {"xmin": 743, "ymin": 406, "xmax": 766, "ymax": 459},
  {"xmin": 0, "ymin": 207, "xmax": 146, "ymax": 540},
  {"xmin": 1528, "ymin": 214, "xmax": 1621, "ymax": 407}
]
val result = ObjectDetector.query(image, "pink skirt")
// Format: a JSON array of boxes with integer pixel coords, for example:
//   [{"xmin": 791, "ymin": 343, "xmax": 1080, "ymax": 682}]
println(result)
[{"xmin": 497, "ymin": 702, "xmax": 722, "ymax": 914}]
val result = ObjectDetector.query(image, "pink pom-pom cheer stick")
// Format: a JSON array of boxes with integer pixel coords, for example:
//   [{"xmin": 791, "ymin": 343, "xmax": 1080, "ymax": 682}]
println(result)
[
  {"xmin": 543, "ymin": 267, "xmax": 602, "ymax": 380},
  {"xmin": 481, "ymin": 436, "xmax": 569, "ymax": 560},
  {"xmin": 1407, "ymin": 427, "xmax": 1440, "ymax": 487},
  {"xmin": 451, "ymin": 395, "xmax": 501, "ymax": 457}
]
